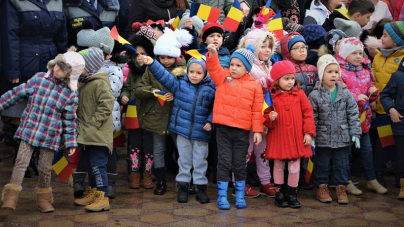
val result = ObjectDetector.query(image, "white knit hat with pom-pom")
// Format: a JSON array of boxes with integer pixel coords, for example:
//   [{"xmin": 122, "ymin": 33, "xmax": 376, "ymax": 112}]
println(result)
[{"xmin": 153, "ymin": 28, "xmax": 193, "ymax": 58}]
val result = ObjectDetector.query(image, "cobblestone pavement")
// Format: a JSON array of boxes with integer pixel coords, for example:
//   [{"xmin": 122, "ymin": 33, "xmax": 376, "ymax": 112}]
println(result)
[{"xmin": 0, "ymin": 141, "xmax": 403, "ymax": 227}]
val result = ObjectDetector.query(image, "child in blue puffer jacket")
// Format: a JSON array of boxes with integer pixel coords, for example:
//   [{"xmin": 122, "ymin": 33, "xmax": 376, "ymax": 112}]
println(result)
[{"xmin": 142, "ymin": 55, "xmax": 215, "ymax": 204}]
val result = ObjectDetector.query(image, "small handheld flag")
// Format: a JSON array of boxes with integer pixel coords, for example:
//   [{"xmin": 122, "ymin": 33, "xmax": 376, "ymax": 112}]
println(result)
[
  {"xmin": 376, "ymin": 115, "xmax": 395, "ymax": 148},
  {"xmin": 125, "ymin": 99, "xmax": 140, "ymax": 129},
  {"xmin": 360, "ymin": 101, "xmax": 369, "ymax": 132},
  {"xmin": 190, "ymin": 3, "xmax": 221, "ymax": 23},
  {"xmin": 305, "ymin": 147, "xmax": 315, "ymax": 184},
  {"xmin": 153, "ymin": 90, "xmax": 167, "ymax": 106},
  {"xmin": 262, "ymin": 91, "xmax": 274, "ymax": 114},
  {"xmin": 259, "ymin": 0, "xmax": 275, "ymax": 23},
  {"xmin": 52, "ymin": 152, "xmax": 73, "ymax": 182},
  {"xmin": 110, "ymin": 26, "xmax": 137, "ymax": 52},
  {"xmin": 268, "ymin": 10, "xmax": 284, "ymax": 40},
  {"xmin": 223, "ymin": 1, "xmax": 243, "ymax": 32},
  {"xmin": 113, "ymin": 129, "xmax": 126, "ymax": 148},
  {"xmin": 186, "ymin": 49, "xmax": 204, "ymax": 60},
  {"xmin": 170, "ymin": 10, "xmax": 183, "ymax": 30}
]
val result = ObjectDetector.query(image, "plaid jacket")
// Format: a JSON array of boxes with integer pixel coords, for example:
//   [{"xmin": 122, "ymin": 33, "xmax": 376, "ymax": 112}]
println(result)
[{"xmin": 0, "ymin": 72, "xmax": 78, "ymax": 151}]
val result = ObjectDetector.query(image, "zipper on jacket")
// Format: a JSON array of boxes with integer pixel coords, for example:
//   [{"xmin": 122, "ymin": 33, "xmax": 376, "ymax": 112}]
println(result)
[
  {"xmin": 298, "ymin": 63, "xmax": 307, "ymax": 85},
  {"xmin": 200, "ymin": 91, "xmax": 205, "ymax": 106},
  {"xmin": 175, "ymin": 107, "xmax": 181, "ymax": 127},
  {"xmin": 167, "ymin": 9, "xmax": 171, "ymax": 20},
  {"xmin": 382, "ymin": 58, "xmax": 388, "ymax": 68},
  {"xmin": 188, "ymin": 85, "xmax": 200, "ymax": 139}
]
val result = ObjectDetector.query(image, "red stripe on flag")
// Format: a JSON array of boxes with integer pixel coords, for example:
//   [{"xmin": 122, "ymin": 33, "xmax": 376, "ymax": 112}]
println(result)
[
  {"xmin": 125, "ymin": 117, "xmax": 139, "ymax": 129},
  {"xmin": 113, "ymin": 132, "xmax": 126, "ymax": 148},
  {"xmin": 157, "ymin": 98, "xmax": 166, "ymax": 106},
  {"xmin": 207, "ymin": 7, "xmax": 221, "ymax": 22},
  {"xmin": 58, "ymin": 165, "xmax": 73, "ymax": 182},
  {"xmin": 380, "ymin": 135, "xmax": 395, "ymax": 148},
  {"xmin": 305, "ymin": 171, "xmax": 311, "ymax": 184},
  {"xmin": 223, "ymin": 17, "xmax": 240, "ymax": 32}
]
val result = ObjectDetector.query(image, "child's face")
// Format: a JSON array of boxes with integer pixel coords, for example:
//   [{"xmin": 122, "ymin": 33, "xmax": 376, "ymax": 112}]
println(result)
[
  {"xmin": 334, "ymin": 38, "xmax": 344, "ymax": 56},
  {"xmin": 205, "ymin": 32, "xmax": 223, "ymax": 49},
  {"xmin": 290, "ymin": 42, "xmax": 307, "ymax": 62},
  {"xmin": 278, "ymin": 74, "xmax": 295, "ymax": 91},
  {"xmin": 258, "ymin": 39, "xmax": 272, "ymax": 62},
  {"xmin": 353, "ymin": 12, "xmax": 372, "ymax": 27},
  {"xmin": 54, "ymin": 64, "xmax": 67, "ymax": 79},
  {"xmin": 159, "ymin": 55, "xmax": 176, "ymax": 68},
  {"xmin": 230, "ymin": 58, "xmax": 248, "ymax": 78},
  {"xmin": 135, "ymin": 46, "xmax": 148, "ymax": 66},
  {"xmin": 346, "ymin": 50, "xmax": 364, "ymax": 66},
  {"xmin": 322, "ymin": 64, "xmax": 339, "ymax": 90},
  {"xmin": 188, "ymin": 63, "xmax": 205, "ymax": 84},
  {"xmin": 381, "ymin": 29, "xmax": 397, "ymax": 49}
]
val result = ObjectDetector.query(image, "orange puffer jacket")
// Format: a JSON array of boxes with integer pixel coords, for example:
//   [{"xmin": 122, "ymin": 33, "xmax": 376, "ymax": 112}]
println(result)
[{"xmin": 206, "ymin": 53, "xmax": 264, "ymax": 133}]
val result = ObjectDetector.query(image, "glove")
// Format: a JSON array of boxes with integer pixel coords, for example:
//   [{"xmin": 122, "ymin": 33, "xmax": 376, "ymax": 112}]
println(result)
[
  {"xmin": 352, "ymin": 136, "xmax": 360, "ymax": 149},
  {"xmin": 311, "ymin": 139, "xmax": 315, "ymax": 149}
]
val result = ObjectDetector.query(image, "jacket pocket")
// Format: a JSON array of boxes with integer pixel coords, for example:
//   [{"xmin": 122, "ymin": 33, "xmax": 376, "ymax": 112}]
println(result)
[
  {"xmin": 340, "ymin": 124, "xmax": 350, "ymax": 143},
  {"xmin": 175, "ymin": 107, "xmax": 181, "ymax": 127}
]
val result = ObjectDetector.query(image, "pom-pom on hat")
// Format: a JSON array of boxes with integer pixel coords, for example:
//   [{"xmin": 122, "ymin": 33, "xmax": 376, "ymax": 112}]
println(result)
[
  {"xmin": 79, "ymin": 47, "xmax": 105, "ymax": 74},
  {"xmin": 76, "ymin": 20, "xmax": 96, "ymax": 47},
  {"xmin": 187, "ymin": 56, "xmax": 207, "ymax": 76},
  {"xmin": 300, "ymin": 24, "xmax": 326, "ymax": 49},
  {"xmin": 230, "ymin": 45, "xmax": 255, "ymax": 73},
  {"xmin": 287, "ymin": 34, "xmax": 306, "ymax": 52},
  {"xmin": 324, "ymin": 29, "xmax": 347, "ymax": 55},
  {"xmin": 338, "ymin": 37, "xmax": 364, "ymax": 60},
  {"xmin": 384, "ymin": 22, "xmax": 404, "ymax": 46},
  {"xmin": 317, "ymin": 54, "xmax": 340, "ymax": 82},
  {"xmin": 202, "ymin": 22, "xmax": 225, "ymax": 42},
  {"xmin": 270, "ymin": 60, "xmax": 296, "ymax": 81},
  {"xmin": 334, "ymin": 18, "xmax": 361, "ymax": 38},
  {"xmin": 154, "ymin": 28, "xmax": 193, "ymax": 58}
]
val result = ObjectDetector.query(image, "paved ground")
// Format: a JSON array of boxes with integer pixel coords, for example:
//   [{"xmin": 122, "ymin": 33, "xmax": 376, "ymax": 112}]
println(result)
[{"xmin": 0, "ymin": 141, "xmax": 403, "ymax": 227}]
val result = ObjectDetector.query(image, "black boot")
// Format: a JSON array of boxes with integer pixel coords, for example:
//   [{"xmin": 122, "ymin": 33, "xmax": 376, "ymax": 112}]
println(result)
[
  {"xmin": 286, "ymin": 186, "xmax": 301, "ymax": 209},
  {"xmin": 73, "ymin": 172, "xmax": 86, "ymax": 198},
  {"xmin": 154, "ymin": 168, "xmax": 167, "ymax": 195},
  {"xmin": 107, "ymin": 173, "xmax": 117, "ymax": 199},
  {"xmin": 177, "ymin": 182, "xmax": 189, "ymax": 203},
  {"xmin": 196, "ymin": 185, "xmax": 210, "ymax": 204},
  {"xmin": 274, "ymin": 184, "xmax": 289, "ymax": 207},
  {"xmin": 376, "ymin": 170, "xmax": 387, "ymax": 188}
]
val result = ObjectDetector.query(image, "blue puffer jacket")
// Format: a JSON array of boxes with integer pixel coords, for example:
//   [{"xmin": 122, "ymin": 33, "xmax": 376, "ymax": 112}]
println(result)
[
  {"xmin": 380, "ymin": 63, "xmax": 404, "ymax": 136},
  {"xmin": 199, "ymin": 44, "xmax": 231, "ymax": 68},
  {"xmin": 148, "ymin": 60, "xmax": 216, "ymax": 142}
]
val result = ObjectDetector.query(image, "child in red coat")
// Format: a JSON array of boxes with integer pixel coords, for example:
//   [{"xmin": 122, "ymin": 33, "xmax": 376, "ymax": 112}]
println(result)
[{"xmin": 264, "ymin": 60, "xmax": 316, "ymax": 209}]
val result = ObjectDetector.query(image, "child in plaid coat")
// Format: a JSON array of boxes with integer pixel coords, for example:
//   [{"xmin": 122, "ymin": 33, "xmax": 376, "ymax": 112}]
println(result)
[{"xmin": 0, "ymin": 52, "xmax": 85, "ymax": 212}]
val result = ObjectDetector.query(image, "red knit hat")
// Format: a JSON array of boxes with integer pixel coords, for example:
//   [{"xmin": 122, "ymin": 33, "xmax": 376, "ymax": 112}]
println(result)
[
  {"xmin": 270, "ymin": 60, "xmax": 296, "ymax": 81},
  {"xmin": 202, "ymin": 22, "xmax": 224, "ymax": 42}
]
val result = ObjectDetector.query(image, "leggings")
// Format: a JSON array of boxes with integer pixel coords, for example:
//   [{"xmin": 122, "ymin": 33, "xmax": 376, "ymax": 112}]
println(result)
[{"xmin": 273, "ymin": 159, "xmax": 300, "ymax": 187}]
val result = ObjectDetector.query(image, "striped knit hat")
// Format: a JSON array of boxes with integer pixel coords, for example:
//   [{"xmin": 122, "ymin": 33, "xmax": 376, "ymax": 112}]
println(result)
[
  {"xmin": 230, "ymin": 45, "xmax": 255, "ymax": 73},
  {"xmin": 384, "ymin": 22, "xmax": 404, "ymax": 46},
  {"xmin": 187, "ymin": 57, "xmax": 207, "ymax": 76},
  {"xmin": 78, "ymin": 47, "xmax": 105, "ymax": 73}
]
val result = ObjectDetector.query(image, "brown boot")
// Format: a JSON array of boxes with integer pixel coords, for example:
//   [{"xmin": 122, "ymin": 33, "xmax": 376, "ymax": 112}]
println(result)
[
  {"xmin": 129, "ymin": 173, "xmax": 140, "ymax": 189},
  {"xmin": 35, "ymin": 187, "xmax": 54, "ymax": 213},
  {"xmin": 399, "ymin": 178, "xmax": 404, "ymax": 200},
  {"xmin": 143, "ymin": 173, "xmax": 154, "ymax": 189},
  {"xmin": 85, "ymin": 191, "xmax": 110, "ymax": 212},
  {"xmin": 336, "ymin": 185, "xmax": 349, "ymax": 204},
  {"xmin": 317, "ymin": 184, "xmax": 332, "ymax": 203},
  {"xmin": 74, "ymin": 187, "xmax": 96, "ymax": 206},
  {"xmin": 1, "ymin": 184, "xmax": 22, "ymax": 210}
]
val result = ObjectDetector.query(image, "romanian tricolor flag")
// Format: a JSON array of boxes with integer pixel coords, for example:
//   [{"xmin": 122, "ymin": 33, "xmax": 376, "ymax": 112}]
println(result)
[
  {"xmin": 125, "ymin": 99, "xmax": 139, "ymax": 129},
  {"xmin": 376, "ymin": 115, "xmax": 395, "ymax": 148},
  {"xmin": 52, "ymin": 152, "xmax": 73, "ymax": 182},
  {"xmin": 113, "ymin": 129, "xmax": 126, "ymax": 148},
  {"xmin": 268, "ymin": 10, "xmax": 284, "ymax": 41},
  {"xmin": 154, "ymin": 90, "xmax": 167, "ymax": 106},
  {"xmin": 190, "ymin": 3, "xmax": 221, "ymax": 23},
  {"xmin": 262, "ymin": 91, "xmax": 273, "ymax": 115},
  {"xmin": 360, "ymin": 101, "xmax": 369, "ymax": 132},
  {"xmin": 110, "ymin": 26, "xmax": 137, "ymax": 52},
  {"xmin": 259, "ymin": 0, "xmax": 274, "ymax": 23},
  {"xmin": 305, "ymin": 147, "xmax": 315, "ymax": 184},
  {"xmin": 170, "ymin": 10, "xmax": 182, "ymax": 30},
  {"xmin": 223, "ymin": 1, "xmax": 243, "ymax": 32},
  {"xmin": 186, "ymin": 49, "xmax": 204, "ymax": 60}
]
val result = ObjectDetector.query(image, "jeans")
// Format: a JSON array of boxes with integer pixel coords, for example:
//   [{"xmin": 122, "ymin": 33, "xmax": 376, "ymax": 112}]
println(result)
[
  {"xmin": 360, "ymin": 133, "xmax": 377, "ymax": 181},
  {"xmin": 313, "ymin": 146, "xmax": 350, "ymax": 186},
  {"xmin": 395, "ymin": 135, "xmax": 404, "ymax": 179},
  {"xmin": 81, "ymin": 145, "xmax": 109, "ymax": 192}
]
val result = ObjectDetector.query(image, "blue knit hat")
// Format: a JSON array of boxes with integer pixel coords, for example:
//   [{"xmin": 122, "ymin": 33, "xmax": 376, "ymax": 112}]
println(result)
[
  {"xmin": 384, "ymin": 22, "xmax": 404, "ymax": 46},
  {"xmin": 288, "ymin": 34, "xmax": 306, "ymax": 52},
  {"xmin": 187, "ymin": 57, "xmax": 207, "ymax": 76},
  {"xmin": 300, "ymin": 24, "xmax": 326, "ymax": 48},
  {"xmin": 230, "ymin": 45, "xmax": 255, "ymax": 73}
]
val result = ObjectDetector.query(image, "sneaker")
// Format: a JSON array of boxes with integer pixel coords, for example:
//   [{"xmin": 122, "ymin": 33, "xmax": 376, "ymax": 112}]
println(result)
[
  {"xmin": 317, "ymin": 184, "xmax": 332, "ymax": 203},
  {"xmin": 336, "ymin": 185, "xmax": 349, "ymax": 204},
  {"xmin": 232, "ymin": 184, "xmax": 260, "ymax": 198},
  {"xmin": 261, "ymin": 183, "xmax": 278, "ymax": 197}
]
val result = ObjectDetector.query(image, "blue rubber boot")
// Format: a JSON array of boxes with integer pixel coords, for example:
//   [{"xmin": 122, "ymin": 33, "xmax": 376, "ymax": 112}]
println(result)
[
  {"xmin": 217, "ymin": 181, "xmax": 230, "ymax": 210},
  {"xmin": 235, "ymin": 180, "xmax": 247, "ymax": 209}
]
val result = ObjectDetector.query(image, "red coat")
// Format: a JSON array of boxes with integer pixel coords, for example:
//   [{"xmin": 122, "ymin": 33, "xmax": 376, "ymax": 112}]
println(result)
[{"xmin": 264, "ymin": 86, "xmax": 316, "ymax": 160}]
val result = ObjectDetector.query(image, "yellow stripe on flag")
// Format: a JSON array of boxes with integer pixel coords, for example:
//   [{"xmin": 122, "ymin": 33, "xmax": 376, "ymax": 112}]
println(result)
[
  {"xmin": 262, "ymin": 103, "xmax": 269, "ymax": 115},
  {"xmin": 360, "ymin": 111, "xmax": 366, "ymax": 122},
  {"xmin": 186, "ymin": 49, "xmax": 204, "ymax": 60},
  {"xmin": 197, "ymin": 4, "xmax": 211, "ymax": 20},
  {"xmin": 307, "ymin": 158, "xmax": 313, "ymax": 173},
  {"xmin": 114, "ymin": 129, "xmax": 123, "ymax": 139},
  {"xmin": 52, "ymin": 156, "xmax": 68, "ymax": 175},
  {"xmin": 268, "ymin": 18, "xmax": 283, "ymax": 31},
  {"xmin": 377, "ymin": 125, "xmax": 393, "ymax": 138},
  {"xmin": 126, "ymin": 105, "xmax": 138, "ymax": 118},
  {"xmin": 228, "ymin": 7, "xmax": 243, "ymax": 22},
  {"xmin": 154, "ymin": 94, "xmax": 167, "ymax": 101}
]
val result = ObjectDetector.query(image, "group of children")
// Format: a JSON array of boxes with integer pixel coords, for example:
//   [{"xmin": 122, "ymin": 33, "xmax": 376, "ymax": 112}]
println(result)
[{"xmin": 0, "ymin": 0, "xmax": 404, "ymax": 214}]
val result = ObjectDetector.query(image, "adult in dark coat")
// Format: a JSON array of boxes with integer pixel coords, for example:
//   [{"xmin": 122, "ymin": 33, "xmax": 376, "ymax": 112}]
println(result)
[{"xmin": 63, "ymin": 0, "xmax": 119, "ymax": 46}]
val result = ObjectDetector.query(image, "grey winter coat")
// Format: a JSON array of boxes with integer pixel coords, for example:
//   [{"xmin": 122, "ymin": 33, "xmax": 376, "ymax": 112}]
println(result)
[{"xmin": 308, "ymin": 82, "xmax": 361, "ymax": 148}]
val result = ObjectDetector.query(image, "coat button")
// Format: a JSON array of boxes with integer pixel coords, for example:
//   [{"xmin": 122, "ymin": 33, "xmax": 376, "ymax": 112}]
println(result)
[
  {"xmin": 286, "ymin": 122, "xmax": 291, "ymax": 126},
  {"xmin": 36, "ymin": 53, "xmax": 38, "ymax": 56},
  {"xmin": 285, "ymin": 106, "xmax": 290, "ymax": 111}
]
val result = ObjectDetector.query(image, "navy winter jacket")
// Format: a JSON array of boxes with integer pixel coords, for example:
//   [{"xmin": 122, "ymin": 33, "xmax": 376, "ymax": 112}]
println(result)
[
  {"xmin": 380, "ymin": 64, "xmax": 404, "ymax": 136},
  {"xmin": 148, "ymin": 60, "xmax": 216, "ymax": 142}
]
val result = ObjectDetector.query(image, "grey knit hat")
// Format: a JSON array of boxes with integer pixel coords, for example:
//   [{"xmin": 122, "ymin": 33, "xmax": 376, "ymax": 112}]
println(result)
[
  {"xmin": 78, "ymin": 47, "xmax": 105, "ymax": 73},
  {"xmin": 76, "ymin": 21, "xmax": 96, "ymax": 47},
  {"xmin": 89, "ymin": 27, "xmax": 115, "ymax": 55},
  {"xmin": 180, "ymin": 12, "xmax": 204, "ymax": 36},
  {"xmin": 334, "ymin": 18, "xmax": 361, "ymax": 38}
]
